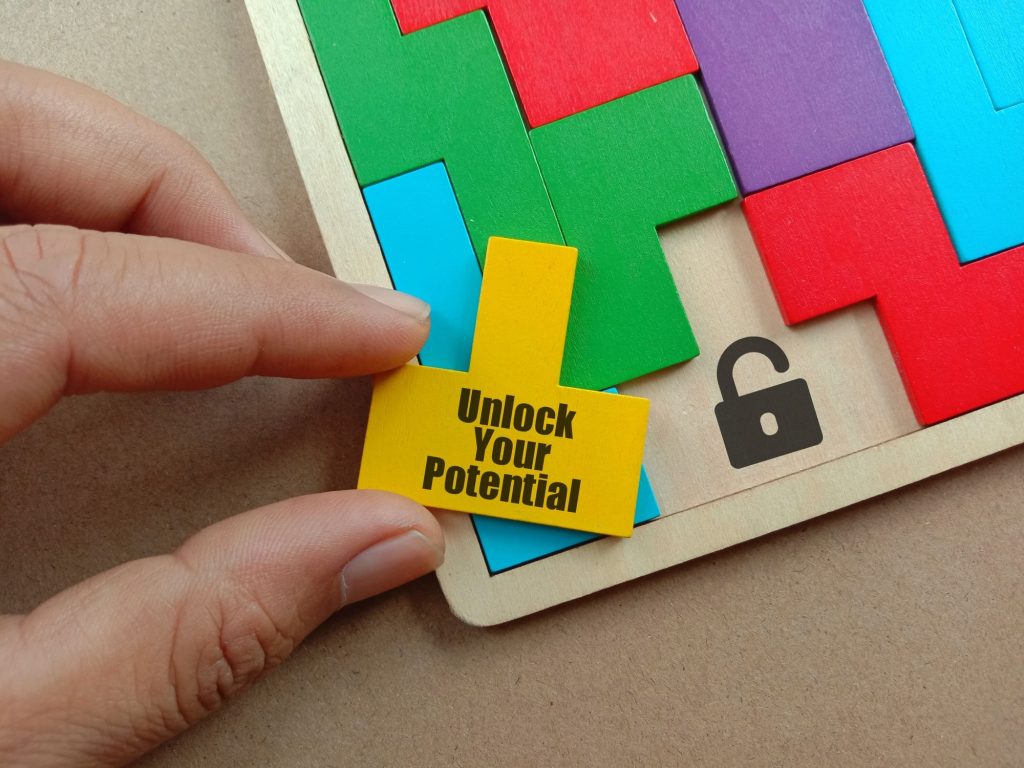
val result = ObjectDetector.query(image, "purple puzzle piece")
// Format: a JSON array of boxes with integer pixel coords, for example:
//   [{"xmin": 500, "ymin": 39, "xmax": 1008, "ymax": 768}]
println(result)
[{"xmin": 675, "ymin": 0, "xmax": 913, "ymax": 194}]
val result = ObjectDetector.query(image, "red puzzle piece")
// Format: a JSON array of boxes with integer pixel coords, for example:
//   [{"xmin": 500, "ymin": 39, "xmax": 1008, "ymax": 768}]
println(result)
[
  {"xmin": 390, "ymin": 0, "xmax": 698, "ymax": 127},
  {"xmin": 743, "ymin": 143, "xmax": 1024, "ymax": 426}
]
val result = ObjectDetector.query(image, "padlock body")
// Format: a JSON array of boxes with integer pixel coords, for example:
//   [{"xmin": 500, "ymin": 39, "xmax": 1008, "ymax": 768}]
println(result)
[{"xmin": 715, "ymin": 379, "xmax": 823, "ymax": 469}]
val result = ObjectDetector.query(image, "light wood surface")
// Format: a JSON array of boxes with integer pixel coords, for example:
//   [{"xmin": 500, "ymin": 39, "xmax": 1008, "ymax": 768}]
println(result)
[
  {"xmin": 245, "ymin": 0, "xmax": 388, "ymax": 287},
  {"xmin": 629, "ymin": 203, "xmax": 919, "ymax": 513},
  {"xmin": 246, "ymin": 0, "xmax": 1024, "ymax": 625},
  {"xmin": 1, "ymin": 2, "xmax": 1021, "ymax": 765}
]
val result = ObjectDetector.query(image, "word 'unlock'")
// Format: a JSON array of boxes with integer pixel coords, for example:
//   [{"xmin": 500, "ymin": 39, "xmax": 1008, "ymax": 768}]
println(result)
[{"xmin": 358, "ymin": 237, "xmax": 649, "ymax": 537}]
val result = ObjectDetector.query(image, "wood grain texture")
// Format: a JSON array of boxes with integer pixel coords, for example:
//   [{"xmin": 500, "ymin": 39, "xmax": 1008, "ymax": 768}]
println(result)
[
  {"xmin": 362, "ymin": 163, "xmax": 660, "ymax": 566},
  {"xmin": 745, "ymin": 143, "xmax": 1024, "ymax": 425},
  {"xmin": 246, "ymin": 1, "xmax": 1024, "ymax": 626},
  {"xmin": 471, "ymin": 458, "xmax": 661, "ymax": 573},
  {"xmin": 4, "ymin": 5, "xmax": 1023, "ymax": 763},
  {"xmin": 391, "ymin": 0, "xmax": 698, "ymax": 127},
  {"xmin": 952, "ymin": 0, "xmax": 1024, "ymax": 110},
  {"xmin": 244, "ymin": 0, "xmax": 388, "ymax": 286},
  {"xmin": 436, "ymin": 202, "xmax": 925, "ymax": 624},
  {"xmin": 530, "ymin": 76, "xmax": 737, "ymax": 390},
  {"xmin": 439, "ymin": 386, "xmax": 1024, "ymax": 625},
  {"xmin": 863, "ymin": 0, "xmax": 1024, "ymax": 262},
  {"xmin": 359, "ymin": 239, "xmax": 649, "ymax": 537},
  {"xmin": 363, "ymin": 162, "xmax": 481, "ymax": 371},
  {"xmin": 633, "ymin": 204, "xmax": 917, "ymax": 511},
  {"xmin": 674, "ymin": 0, "xmax": 912, "ymax": 194},
  {"xmin": 297, "ymin": 0, "xmax": 561, "ymax": 262}
]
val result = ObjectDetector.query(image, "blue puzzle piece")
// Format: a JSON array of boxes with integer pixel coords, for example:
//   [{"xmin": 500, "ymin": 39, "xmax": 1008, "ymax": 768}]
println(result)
[
  {"xmin": 364, "ymin": 162, "xmax": 480, "ymax": 371},
  {"xmin": 951, "ymin": 1, "xmax": 1024, "ymax": 110},
  {"xmin": 364, "ymin": 163, "xmax": 660, "ymax": 572},
  {"xmin": 472, "ymin": 459, "xmax": 660, "ymax": 575},
  {"xmin": 863, "ymin": 0, "xmax": 1024, "ymax": 263}
]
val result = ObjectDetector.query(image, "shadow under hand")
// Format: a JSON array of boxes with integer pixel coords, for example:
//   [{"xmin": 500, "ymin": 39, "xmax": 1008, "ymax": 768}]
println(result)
[{"xmin": 0, "ymin": 374, "xmax": 373, "ymax": 612}]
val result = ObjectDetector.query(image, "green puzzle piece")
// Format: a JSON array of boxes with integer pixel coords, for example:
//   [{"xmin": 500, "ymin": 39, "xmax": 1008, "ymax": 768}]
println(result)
[
  {"xmin": 301, "ymin": 3, "xmax": 735, "ymax": 389},
  {"xmin": 298, "ymin": 0, "xmax": 561, "ymax": 260},
  {"xmin": 531, "ymin": 76, "xmax": 738, "ymax": 390}
]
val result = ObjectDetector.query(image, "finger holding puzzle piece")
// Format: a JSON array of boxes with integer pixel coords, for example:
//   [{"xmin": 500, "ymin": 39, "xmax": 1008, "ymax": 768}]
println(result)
[{"xmin": 358, "ymin": 237, "xmax": 650, "ymax": 538}]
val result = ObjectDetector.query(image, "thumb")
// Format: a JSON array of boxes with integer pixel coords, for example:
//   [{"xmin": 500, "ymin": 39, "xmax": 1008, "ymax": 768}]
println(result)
[{"xmin": 0, "ymin": 490, "xmax": 443, "ymax": 767}]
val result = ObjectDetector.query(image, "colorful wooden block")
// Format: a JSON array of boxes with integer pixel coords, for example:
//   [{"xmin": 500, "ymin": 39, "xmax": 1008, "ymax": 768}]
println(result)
[
  {"xmin": 473, "ymin": 461, "xmax": 661, "ymax": 574},
  {"xmin": 862, "ymin": 0, "xmax": 1024, "ymax": 262},
  {"xmin": 359, "ymin": 238, "xmax": 650, "ymax": 537},
  {"xmin": 365, "ymin": 165, "xmax": 661, "ymax": 563},
  {"xmin": 673, "ymin": 0, "xmax": 912, "ymax": 194},
  {"xmin": 530, "ymin": 76, "xmax": 737, "ymax": 390},
  {"xmin": 949, "ymin": 1, "xmax": 1024, "ymax": 111},
  {"xmin": 298, "ymin": 0, "xmax": 561, "ymax": 260},
  {"xmin": 629, "ymin": 203, "xmax": 915, "ymax": 515},
  {"xmin": 363, "ymin": 163, "xmax": 480, "ymax": 372},
  {"xmin": 744, "ymin": 143, "xmax": 1024, "ymax": 425},
  {"xmin": 390, "ymin": 0, "xmax": 698, "ymax": 128},
  {"xmin": 248, "ymin": 0, "xmax": 1024, "ymax": 624}
]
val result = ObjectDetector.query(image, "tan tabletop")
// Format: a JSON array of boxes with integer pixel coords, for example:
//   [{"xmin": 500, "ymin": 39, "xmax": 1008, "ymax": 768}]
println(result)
[{"xmin": 2, "ymin": 3, "xmax": 1022, "ymax": 765}]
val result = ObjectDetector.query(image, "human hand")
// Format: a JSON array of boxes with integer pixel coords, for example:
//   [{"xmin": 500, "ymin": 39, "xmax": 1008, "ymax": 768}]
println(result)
[{"xmin": 0, "ymin": 61, "xmax": 444, "ymax": 766}]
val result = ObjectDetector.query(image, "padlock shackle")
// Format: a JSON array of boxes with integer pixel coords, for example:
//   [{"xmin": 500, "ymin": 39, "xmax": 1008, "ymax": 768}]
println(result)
[{"xmin": 716, "ymin": 336, "xmax": 791, "ymax": 401}]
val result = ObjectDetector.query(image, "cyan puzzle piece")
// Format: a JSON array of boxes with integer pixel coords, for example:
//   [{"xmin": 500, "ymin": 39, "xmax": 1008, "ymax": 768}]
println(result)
[
  {"xmin": 298, "ymin": 0, "xmax": 561, "ymax": 260},
  {"xmin": 472, "ymin": 408, "xmax": 661, "ymax": 574},
  {"xmin": 951, "ymin": 1, "xmax": 1024, "ymax": 110},
  {"xmin": 363, "ymin": 164, "xmax": 480, "ymax": 371},
  {"xmin": 863, "ymin": 0, "xmax": 1024, "ymax": 262},
  {"xmin": 358, "ymin": 237, "xmax": 649, "ymax": 537},
  {"xmin": 390, "ymin": 0, "xmax": 698, "ymax": 128},
  {"xmin": 364, "ymin": 165, "xmax": 660, "ymax": 559}
]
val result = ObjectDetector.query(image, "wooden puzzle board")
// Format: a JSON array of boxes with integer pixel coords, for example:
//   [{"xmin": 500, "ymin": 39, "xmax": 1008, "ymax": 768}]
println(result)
[
  {"xmin": 246, "ymin": 0, "xmax": 1024, "ymax": 625},
  {"xmin": 4, "ymin": 7, "xmax": 1023, "ymax": 764}
]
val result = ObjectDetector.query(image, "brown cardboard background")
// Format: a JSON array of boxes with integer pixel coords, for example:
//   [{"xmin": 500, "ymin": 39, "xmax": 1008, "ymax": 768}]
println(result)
[{"xmin": 1, "ymin": 2, "xmax": 1021, "ymax": 765}]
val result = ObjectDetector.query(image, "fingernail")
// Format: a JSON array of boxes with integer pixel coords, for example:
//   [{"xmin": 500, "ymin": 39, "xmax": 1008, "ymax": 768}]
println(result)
[
  {"xmin": 351, "ymin": 283, "xmax": 431, "ymax": 323},
  {"xmin": 340, "ymin": 530, "xmax": 444, "ymax": 606},
  {"xmin": 257, "ymin": 230, "xmax": 294, "ymax": 262}
]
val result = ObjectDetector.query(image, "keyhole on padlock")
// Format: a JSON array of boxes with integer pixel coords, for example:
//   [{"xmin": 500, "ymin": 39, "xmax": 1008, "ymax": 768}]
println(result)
[{"xmin": 714, "ymin": 336, "xmax": 824, "ymax": 469}]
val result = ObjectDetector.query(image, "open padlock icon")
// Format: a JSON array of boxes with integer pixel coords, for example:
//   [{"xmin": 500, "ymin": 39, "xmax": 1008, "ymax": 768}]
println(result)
[{"xmin": 714, "ymin": 337, "xmax": 823, "ymax": 469}]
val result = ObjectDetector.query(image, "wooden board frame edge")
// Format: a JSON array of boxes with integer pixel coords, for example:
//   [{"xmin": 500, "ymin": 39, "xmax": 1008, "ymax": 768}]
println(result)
[
  {"xmin": 244, "ymin": 0, "xmax": 1024, "ymax": 626},
  {"xmin": 244, "ymin": 0, "xmax": 389, "ymax": 287}
]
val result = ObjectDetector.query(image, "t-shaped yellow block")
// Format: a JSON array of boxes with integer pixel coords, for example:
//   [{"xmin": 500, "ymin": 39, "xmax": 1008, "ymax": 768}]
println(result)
[{"xmin": 358, "ymin": 237, "xmax": 650, "ymax": 537}]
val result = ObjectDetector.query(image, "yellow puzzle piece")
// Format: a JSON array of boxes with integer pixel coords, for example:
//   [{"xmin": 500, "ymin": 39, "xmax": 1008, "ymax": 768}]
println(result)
[{"xmin": 358, "ymin": 237, "xmax": 650, "ymax": 537}]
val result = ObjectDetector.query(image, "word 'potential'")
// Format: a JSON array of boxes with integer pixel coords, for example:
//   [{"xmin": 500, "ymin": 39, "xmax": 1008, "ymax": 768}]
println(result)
[
  {"xmin": 423, "ymin": 388, "xmax": 581, "ymax": 511},
  {"xmin": 358, "ymin": 237, "xmax": 649, "ymax": 537}
]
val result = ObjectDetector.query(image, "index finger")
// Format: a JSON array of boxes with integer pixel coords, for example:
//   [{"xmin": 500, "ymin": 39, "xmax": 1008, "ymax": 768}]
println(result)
[
  {"xmin": 0, "ymin": 60, "xmax": 280, "ymax": 259},
  {"xmin": 0, "ymin": 224, "xmax": 430, "ymax": 444}
]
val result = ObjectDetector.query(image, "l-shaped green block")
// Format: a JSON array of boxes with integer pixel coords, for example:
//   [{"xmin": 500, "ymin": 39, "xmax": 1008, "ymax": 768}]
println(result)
[
  {"xmin": 301, "ymin": 1, "xmax": 735, "ymax": 389},
  {"xmin": 531, "ymin": 76, "xmax": 738, "ymax": 390},
  {"xmin": 298, "ymin": 0, "xmax": 562, "ymax": 259}
]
